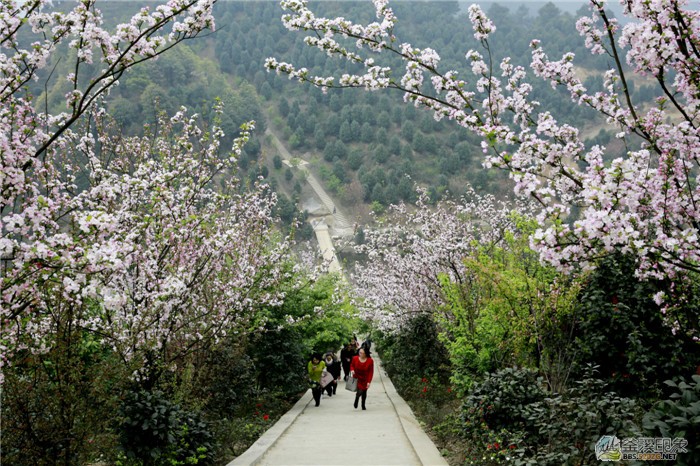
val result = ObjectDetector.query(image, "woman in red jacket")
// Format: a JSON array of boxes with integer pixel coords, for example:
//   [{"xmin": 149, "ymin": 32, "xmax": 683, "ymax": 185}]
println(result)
[{"xmin": 350, "ymin": 346, "xmax": 374, "ymax": 410}]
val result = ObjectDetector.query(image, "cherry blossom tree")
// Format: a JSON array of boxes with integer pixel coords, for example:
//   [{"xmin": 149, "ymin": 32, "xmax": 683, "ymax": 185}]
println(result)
[
  {"xmin": 266, "ymin": 0, "xmax": 700, "ymax": 287},
  {"xmin": 0, "ymin": 0, "xmax": 295, "ymax": 384},
  {"xmin": 45, "ymin": 107, "xmax": 293, "ymax": 382},
  {"xmin": 349, "ymin": 186, "xmax": 587, "ymax": 389},
  {"xmin": 351, "ymin": 187, "xmax": 535, "ymax": 331}
]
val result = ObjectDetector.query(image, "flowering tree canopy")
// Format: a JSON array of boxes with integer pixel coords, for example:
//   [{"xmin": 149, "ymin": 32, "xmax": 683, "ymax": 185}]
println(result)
[
  {"xmin": 266, "ymin": 0, "xmax": 700, "ymax": 285},
  {"xmin": 1, "ymin": 0, "xmax": 293, "ymax": 383},
  {"xmin": 352, "ymin": 187, "xmax": 536, "ymax": 331}
]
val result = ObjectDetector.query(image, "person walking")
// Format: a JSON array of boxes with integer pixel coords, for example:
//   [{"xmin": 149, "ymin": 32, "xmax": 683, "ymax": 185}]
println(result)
[
  {"xmin": 340, "ymin": 341, "xmax": 356, "ymax": 381},
  {"xmin": 307, "ymin": 352, "xmax": 326, "ymax": 407},
  {"xmin": 361, "ymin": 333, "xmax": 372, "ymax": 352},
  {"xmin": 350, "ymin": 346, "xmax": 374, "ymax": 410},
  {"xmin": 323, "ymin": 352, "xmax": 341, "ymax": 396}
]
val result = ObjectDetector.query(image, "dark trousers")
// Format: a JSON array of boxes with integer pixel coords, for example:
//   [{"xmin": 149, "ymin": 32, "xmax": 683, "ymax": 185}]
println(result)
[
  {"xmin": 354, "ymin": 389, "xmax": 367, "ymax": 409},
  {"xmin": 324, "ymin": 380, "xmax": 337, "ymax": 396},
  {"xmin": 312, "ymin": 386, "xmax": 322, "ymax": 406}
]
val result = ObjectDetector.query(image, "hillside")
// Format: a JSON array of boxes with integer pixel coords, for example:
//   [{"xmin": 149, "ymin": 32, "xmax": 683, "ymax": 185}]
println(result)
[{"xmin": 45, "ymin": 1, "xmax": 662, "ymax": 227}]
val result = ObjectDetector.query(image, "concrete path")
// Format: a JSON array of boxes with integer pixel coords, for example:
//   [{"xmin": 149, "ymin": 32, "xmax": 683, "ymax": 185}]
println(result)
[
  {"xmin": 227, "ymin": 353, "xmax": 448, "ymax": 466},
  {"xmin": 266, "ymin": 128, "xmax": 354, "ymax": 237},
  {"xmin": 310, "ymin": 219, "xmax": 342, "ymax": 273}
]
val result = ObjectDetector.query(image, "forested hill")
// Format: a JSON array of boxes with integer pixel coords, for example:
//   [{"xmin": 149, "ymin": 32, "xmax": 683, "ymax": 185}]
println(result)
[{"xmin": 49, "ymin": 1, "xmax": 660, "ymax": 218}]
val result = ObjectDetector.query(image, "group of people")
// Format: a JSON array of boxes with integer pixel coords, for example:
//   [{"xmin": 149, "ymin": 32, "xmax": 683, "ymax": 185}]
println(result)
[{"xmin": 307, "ymin": 335, "xmax": 374, "ymax": 410}]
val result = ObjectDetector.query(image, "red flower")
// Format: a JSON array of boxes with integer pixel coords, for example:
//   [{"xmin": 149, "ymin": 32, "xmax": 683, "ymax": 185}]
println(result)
[
  {"xmin": 263, "ymin": 414, "xmax": 270, "ymax": 421},
  {"xmin": 422, "ymin": 386, "xmax": 428, "ymax": 392},
  {"xmin": 509, "ymin": 445, "xmax": 516, "ymax": 450},
  {"xmin": 447, "ymin": 387, "xmax": 452, "ymax": 393},
  {"xmin": 493, "ymin": 442, "xmax": 500, "ymax": 450},
  {"xmin": 421, "ymin": 377, "xmax": 428, "ymax": 383},
  {"xmin": 256, "ymin": 403, "xmax": 263, "ymax": 408}
]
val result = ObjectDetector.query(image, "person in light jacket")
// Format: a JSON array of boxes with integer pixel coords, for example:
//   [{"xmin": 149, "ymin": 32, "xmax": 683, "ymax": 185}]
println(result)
[{"xmin": 307, "ymin": 352, "xmax": 326, "ymax": 407}]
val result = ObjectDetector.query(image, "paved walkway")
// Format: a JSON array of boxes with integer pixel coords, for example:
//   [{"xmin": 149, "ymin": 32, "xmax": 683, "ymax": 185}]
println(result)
[
  {"xmin": 266, "ymin": 128, "xmax": 354, "ymax": 237},
  {"xmin": 227, "ymin": 353, "xmax": 447, "ymax": 466},
  {"xmin": 309, "ymin": 219, "xmax": 342, "ymax": 273}
]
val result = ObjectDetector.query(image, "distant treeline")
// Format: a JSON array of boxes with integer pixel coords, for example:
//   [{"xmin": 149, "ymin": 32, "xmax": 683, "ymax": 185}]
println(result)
[{"xmin": 41, "ymin": 1, "xmax": 661, "ymax": 212}]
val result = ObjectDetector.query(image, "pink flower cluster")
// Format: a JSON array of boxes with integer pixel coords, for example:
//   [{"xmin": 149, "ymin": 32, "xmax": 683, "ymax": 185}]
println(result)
[
  {"xmin": 1, "ymin": 0, "xmax": 298, "ymax": 384},
  {"xmin": 350, "ymin": 186, "xmax": 536, "ymax": 330}
]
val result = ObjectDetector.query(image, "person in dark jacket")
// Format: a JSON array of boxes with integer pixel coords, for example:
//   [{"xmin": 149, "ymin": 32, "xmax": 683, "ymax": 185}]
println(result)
[
  {"xmin": 323, "ymin": 352, "xmax": 341, "ymax": 396},
  {"xmin": 340, "ymin": 341, "xmax": 356, "ymax": 381},
  {"xmin": 361, "ymin": 334, "xmax": 372, "ymax": 352}
]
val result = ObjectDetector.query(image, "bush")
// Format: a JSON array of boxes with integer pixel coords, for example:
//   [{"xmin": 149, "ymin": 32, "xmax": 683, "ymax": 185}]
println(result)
[
  {"xmin": 517, "ymin": 366, "xmax": 639, "ymax": 465},
  {"xmin": 248, "ymin": 326, "xmax": 308, "ymax": 398},
  {"xmin": 376, "ymin": 313, "xmax": 451, "ymax": 391},
  {"xmin": 117, "ymin": 389, "xmax": 214, "ymax": 466},
  {"xmin": 572, "ymin": 254, "xmax": 700, "ymax": 399},
  {"xmin": 196, "ymin": 342, "xmax": 258, "ymax": 417},
  {"xmin": 643, "ymin": 375, "xmax": 700, "ymax": 466},
  {"xmin": 462, "ymin": 367, "xmax": 547, "ymax": 435},
  {"xmin": 459, "ymin": 366, "xmax": 639, "ymax": 466},
  {"xmin": 1, "ymin": 331, "xmax": 124, "ymax": 465}
]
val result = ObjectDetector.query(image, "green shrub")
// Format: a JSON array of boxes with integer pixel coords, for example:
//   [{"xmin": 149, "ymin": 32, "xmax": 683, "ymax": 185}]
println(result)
[
  {"xmin": 458, "ymin": 368, "xmax": 546, "ymax": 465},
  {"xmin": 197, "ymin": 343, "xmax": 258, "ymax": 417},
  {"xmin": 517, "ymin": 366, "xmax": 639, "ymax": 465},
  {"xmin": 572, "ymin": 254, "xmax": 700, "ymax": 399},
  {"xmin": 463, "ymin": 367, "xmax": 547, "ymax": 434},
  {"xmin": 117, "ymin": 389, "xmax": 214, "ymax": 466},
  {"xmin": 376, "ymin": 313, "xmax": 451, "ymax": 391},
  {"xmin": 643, "ymin": 375, "xmax": 700, "ymax": 466},
  {"xmin": 459, "ymin": 366, "xmax": 640, "ymax": 466},
  {"xmin": 1, "ymin": 330, "xmax": 124, "ymax": 465}
]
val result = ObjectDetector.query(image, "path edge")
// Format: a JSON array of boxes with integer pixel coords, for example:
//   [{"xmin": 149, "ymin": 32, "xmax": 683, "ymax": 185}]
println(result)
[
  {"xmin": 376, "ymin": 357, "xmax": 449, "ymax": 466},
  {"xmin": 225, "ymin": 389, "xmax": 312, "ymax": 466}
]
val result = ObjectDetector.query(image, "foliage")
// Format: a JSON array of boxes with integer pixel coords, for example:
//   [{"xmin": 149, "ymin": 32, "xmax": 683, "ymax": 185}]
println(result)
[
  {"xmin": 460, "ymin": 366, "xmax": 639, "ymax": 466},
  {"xmin": 438, "ymin": 217, "xmax": 581, "ymax": 394},
  {"xmin": 462, "ymin": 367, "xmax": 547, "ymax": 436},
  {"xmin": 515, "ymin": 366, "xmax": 639, "ymax": 465},
  {"xmin": 248, "ymin": 326, "xmax": 308, "ymax": 398},
  {"xmin": 117, "ymin": 389, "xmax": 215, "ymax": 466},
  {"xmin": 0, "ymin": 330, "xmax": 125, "ymax": 465},
  {"xmin": 572, "ymin": 254, "xmax": 700, "ymax": 398},
  {"xmin": 376, "ymin": 313, "xmax": 451, "ymax": 391},
  {"xmin": 642, "ymin": 375, "xmax": 700, "ymax": 465},
  {"xmin": 193, "ymin": 342, "xmax": 259, "ymax": 417},
  {"xmin": 284, "ymin": 274, "xmax": 363, "ymax": 355}
]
